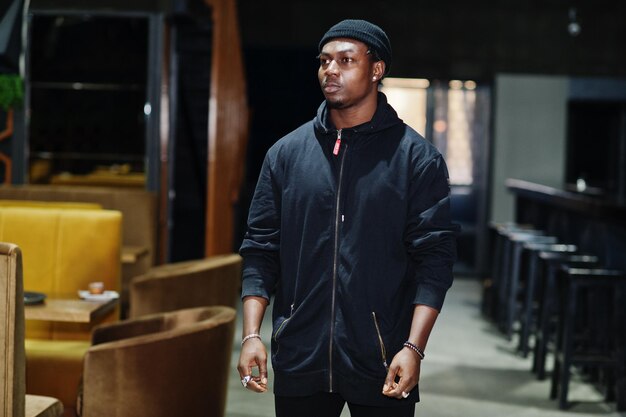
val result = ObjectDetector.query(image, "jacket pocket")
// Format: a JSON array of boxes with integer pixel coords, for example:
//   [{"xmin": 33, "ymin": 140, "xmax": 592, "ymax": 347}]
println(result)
[
  {"xmin": 371, "ymin": 311, "xmax": 389, "ymax": 371},
  {"xmin": 272, "ymin": 303, "xmax": 295, "ymax": 359}
]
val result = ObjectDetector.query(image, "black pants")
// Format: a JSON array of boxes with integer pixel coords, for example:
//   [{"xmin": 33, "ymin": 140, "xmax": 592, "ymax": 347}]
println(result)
[{"xmin": 275, "ymin": 392, "xmax": 416, "ymax": 417}]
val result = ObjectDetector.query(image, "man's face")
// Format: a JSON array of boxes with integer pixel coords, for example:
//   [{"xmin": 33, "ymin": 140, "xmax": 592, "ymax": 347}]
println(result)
[{"xmin": 318, "ymin": 38, "xmax": 379, "ymax": 110}]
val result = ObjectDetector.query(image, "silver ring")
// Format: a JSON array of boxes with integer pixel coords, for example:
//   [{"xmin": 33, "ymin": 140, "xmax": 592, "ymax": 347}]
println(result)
[
  {"xmin": 401, "ymin": 391, "xmax": 409, "ymax": 399},
  {"xmin": 241, "ymin": 375, "xmax": 252, "ymax": 388}
]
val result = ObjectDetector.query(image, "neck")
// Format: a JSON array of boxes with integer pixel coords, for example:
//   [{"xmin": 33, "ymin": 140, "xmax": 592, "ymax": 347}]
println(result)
[{"xmin": 329, "ymin": 92, "xmax": 379, "ymax": 129}]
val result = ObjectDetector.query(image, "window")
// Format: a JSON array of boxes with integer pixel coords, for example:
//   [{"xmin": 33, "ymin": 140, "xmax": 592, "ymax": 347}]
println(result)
[{"xmin": 382, "ymin": 78, "xmax": 479, "ymax": 186}]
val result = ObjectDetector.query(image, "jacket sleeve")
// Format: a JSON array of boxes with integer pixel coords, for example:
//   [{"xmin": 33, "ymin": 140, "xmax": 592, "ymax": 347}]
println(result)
[
  {"xmin": 405, "ymin": 153, "xmax": 458, "ymax": 311},
  {"xmin": 239, "ymin": 153, "xmax": 281, "ymax": 301}
]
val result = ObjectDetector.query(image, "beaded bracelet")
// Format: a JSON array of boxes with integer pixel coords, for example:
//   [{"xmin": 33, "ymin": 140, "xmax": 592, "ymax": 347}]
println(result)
[
  {"xmin": 403, "ymin": 341, "xmax": 425, "ymax": 360},
  {"xmin": 241, "ymin": 333, "xmax": 262, "ymax": 346}
]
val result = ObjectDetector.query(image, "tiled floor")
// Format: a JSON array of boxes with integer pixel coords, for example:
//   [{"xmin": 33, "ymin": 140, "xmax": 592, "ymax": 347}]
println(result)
[{"xmin": 225, "ymin": 278, "xmax": 625, "ymax": 417}]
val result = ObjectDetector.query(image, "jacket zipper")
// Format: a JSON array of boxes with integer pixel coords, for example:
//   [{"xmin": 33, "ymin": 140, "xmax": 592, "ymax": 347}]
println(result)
[
  {"xmin": 329, "ymin": 129, "xmax": 346, "ymax": 392},
  {"xmin": 332, "ymin": 129, "xmax": 342, "ymax": 156},
  {"xmin": 371, "ymin": 312, "xmax": 389, "ymax": 370},
  {"xmin": 272, "ymin": 303, "xmax": 295, "ymax": 358},
  {"xmin": 273, "ymin": 303, "xmax": 295, "ymax": 340}
]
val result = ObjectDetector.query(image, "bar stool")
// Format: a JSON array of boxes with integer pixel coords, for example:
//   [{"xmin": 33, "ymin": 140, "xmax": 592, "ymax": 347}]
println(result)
[
  {"xmin": 500, "ymin": 232, "xmax": 557, "ymax": 339},
  {"xmin": 491, "ymin": 225, "xmax": 545, "ymax": 322},
  {"xmin": 532, "ymin": 252, "xmax": 599, "ymax": 380},
  {"xmin": 483, "ymin": 222, "xmax": 536, "ymax": 321},
  {"xmin": 550, "ymin": 266, "xmax": 626, "ymax": 410},
  {"xmin": 517, "ymin": 242, "xmax": 577, "ymax": 358}
]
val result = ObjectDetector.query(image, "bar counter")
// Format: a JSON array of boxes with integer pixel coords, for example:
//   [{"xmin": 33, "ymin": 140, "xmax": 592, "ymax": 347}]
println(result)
[{"xmin": 506, "ymin": 178, "xmax": 626, "ymax": 269}]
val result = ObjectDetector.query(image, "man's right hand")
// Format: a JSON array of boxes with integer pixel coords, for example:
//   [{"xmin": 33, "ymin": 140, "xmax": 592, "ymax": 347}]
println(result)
[{"xmin": 238, "ymin": 337, "xmax": 269, "ymax": 393}]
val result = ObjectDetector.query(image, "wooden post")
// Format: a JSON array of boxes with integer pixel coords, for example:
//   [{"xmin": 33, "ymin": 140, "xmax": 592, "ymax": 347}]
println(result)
[{"xmin": 203, "ymin": 0, "xmax": 249, "ymax": 256}]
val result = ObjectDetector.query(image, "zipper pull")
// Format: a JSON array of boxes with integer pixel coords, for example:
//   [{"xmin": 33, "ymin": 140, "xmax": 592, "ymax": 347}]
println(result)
[{"xmin": 333, "ymin": 129, "xmax": 342, "ymax": 156}]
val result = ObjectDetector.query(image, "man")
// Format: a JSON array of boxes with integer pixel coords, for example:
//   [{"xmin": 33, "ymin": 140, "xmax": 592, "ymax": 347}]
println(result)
[{"xmin": 238, "ymin": 19, "xmax": 458, "ymax": 417}]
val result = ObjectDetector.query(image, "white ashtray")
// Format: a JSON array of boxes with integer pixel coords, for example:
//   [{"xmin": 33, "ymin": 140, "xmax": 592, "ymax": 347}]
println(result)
[{"xmin": 78, "ymin": 290, "xmax": 120, "ymax": 301}]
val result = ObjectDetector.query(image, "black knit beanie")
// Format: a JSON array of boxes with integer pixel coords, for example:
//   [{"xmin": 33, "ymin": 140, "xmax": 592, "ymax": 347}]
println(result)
[{"xmin": 318, "ymin": 19, "xmax": 392, "ymax": 75}]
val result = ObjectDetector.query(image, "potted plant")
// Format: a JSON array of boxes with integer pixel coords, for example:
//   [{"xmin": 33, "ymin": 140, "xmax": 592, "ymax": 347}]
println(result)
[
  {"xmin": 0, "ymin": 73, "xmax": 23, "ymax": 111},
  {"xmin": 0, "ymin": 73, "xmax": 22, "ymax": 143},
  {"xmin": 0, "ymin": 73, "xmax": 22, "ymax": 183}
]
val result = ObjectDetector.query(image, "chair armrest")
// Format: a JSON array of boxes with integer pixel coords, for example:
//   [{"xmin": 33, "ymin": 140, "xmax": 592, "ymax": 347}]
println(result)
[
  {"xmin": 25, "ymin": 395, "xmax": 64, "ymax": 417},
  {"xmin": 129, "ymin": 254, "xmax": 242, "ymax": 318},
  {"xmin": 91, "ymin": 315, "xmax": 165, "ymax": 345}
]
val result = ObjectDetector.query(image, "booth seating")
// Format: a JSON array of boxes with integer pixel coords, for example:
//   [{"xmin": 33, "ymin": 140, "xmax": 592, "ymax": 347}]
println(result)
[
  {"xmin": 79, "ymin": 306, "xmax": 236, "ymax": 417},
  {"xmin": 0, "ymin": 207, "xmax": 122, "ymax": 415},
  {"xmin": 0, "ymin": 185, "xmax": 157, "ymax": 318},
  {"xmin": 0, "ymin": 207, "xmax": 122, "ymax": 339},
  {"xmin": 129, "ymin": 254, "xmax": 241, "ymax": 318},
  {"xmin": 1, "ymin": 242, "xmax": 64, "ymax": 417}
]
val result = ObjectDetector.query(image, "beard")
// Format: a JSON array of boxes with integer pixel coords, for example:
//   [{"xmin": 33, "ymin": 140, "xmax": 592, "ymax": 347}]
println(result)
[{"xmin": 326, "ymin": 97, "xmax": 347, "ymax": 109}]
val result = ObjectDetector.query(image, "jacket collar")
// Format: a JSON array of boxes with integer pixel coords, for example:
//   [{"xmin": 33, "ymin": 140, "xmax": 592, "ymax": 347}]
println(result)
[{"xmin": 314, "ymin": 92, "xmax": 403, "ymax": 136}]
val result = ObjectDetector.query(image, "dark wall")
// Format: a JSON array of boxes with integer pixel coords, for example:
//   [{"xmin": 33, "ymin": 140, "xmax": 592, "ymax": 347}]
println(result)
[
  {"xmin": 233, "ymin": 46, "xmax": 320, "ymax": 248},
  {"xmin": 236, "ymin": 0, "xmax": 626, "ymax": 160},
  {"xmin": 238, "ymin": 0, "xmax": 626, "ymax": 80}
]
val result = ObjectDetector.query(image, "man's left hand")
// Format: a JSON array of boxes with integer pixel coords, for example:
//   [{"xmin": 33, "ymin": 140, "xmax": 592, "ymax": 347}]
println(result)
[{"xmin": 382, "ymin": 347, "xmax": 420, "ymax": 399}]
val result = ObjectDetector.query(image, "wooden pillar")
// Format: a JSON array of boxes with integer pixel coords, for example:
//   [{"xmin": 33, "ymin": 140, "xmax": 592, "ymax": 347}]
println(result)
[{"xmin": 203, "ymin": 0, "xmax": 249, "ymax": 255}]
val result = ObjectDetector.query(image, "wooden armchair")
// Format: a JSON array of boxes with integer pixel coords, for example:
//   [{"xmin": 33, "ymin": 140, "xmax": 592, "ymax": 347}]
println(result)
[
  {"xmin": 0, "ymin": 242, "xmax": 63, "ymax": 417},
  {"xmin": 79, "ymin": 306, "xmax": 236, "ymax": 417},
  {"xmin": 129, "ymin": 254, "xmax": 241, "ymax": 318}
]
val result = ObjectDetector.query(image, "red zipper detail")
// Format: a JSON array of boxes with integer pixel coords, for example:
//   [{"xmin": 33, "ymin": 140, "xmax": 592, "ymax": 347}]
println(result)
[{"xmin": 333, "ymin": 129, "xmax": 342, "ymax": 156}]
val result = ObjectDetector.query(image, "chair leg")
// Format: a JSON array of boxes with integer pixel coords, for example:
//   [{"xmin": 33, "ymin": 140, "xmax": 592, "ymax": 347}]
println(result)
[
  {"xmin": 558, "ymin": 360, "xmax": 572, "ymax": 410},
  {"xmin": 617, "ymin": 377, "xmax": 626, "ymax": 411},
  {"xmin": 534, "ymin": 343, "xmax": 545, "ymax": 378},
  {"xmin": 532, "ymin": 334, "xmax": 541, "ymax": 373},
  {"xmin": 604, "ymin": 369, "xmax": 615, "ymax": 402},
  {"xmin": 484, "ymin": 231, "xmax": 503, "ymax": 319},
  {"xmin": 557, "ymin": 280, "xmax": 578, "ymax": 410},
  {"xmin": 497, "ymin": 238, "xmax": 513, "ymax": 330},
  {"xmin": 519, "ymin": 252, "xmax": 539, "ymax": 358},
  {"xmin": 504, "ymin": 242, "xmax": 523, "ymax": 340},
  {"xmin": 531, "ymin": 278, "xmax": 546, "ymax": 375},
  {"xmin": 535, "ymin": 263, "xmax": 558, "ymax": 380},
  {"xmin": 550, "ymin": 355, "xmax": 560, "ymax": 399},
  {"xmin": 615, "ymin": 291, "xmax": 626, "ymax": 411}
]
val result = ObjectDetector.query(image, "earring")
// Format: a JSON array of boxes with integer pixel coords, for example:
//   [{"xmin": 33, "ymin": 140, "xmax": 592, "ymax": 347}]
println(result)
[{"xmin": 372, "ymin": 77, "xmax": 377, "ymax": 81}]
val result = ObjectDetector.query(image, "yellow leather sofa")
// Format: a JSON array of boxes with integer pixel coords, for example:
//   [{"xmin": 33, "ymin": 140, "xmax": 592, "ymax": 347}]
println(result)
[
  {"xmin": 0, "ymin": 206, "xmax": 122, "ymax": 416},
  {"xmin": 0, "ymin": 185, "xmax": 157, "ymax": 318}
]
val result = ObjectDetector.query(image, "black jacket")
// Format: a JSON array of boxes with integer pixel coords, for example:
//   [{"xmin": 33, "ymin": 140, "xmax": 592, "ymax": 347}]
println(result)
[{"xmin": 240, "ymin": 93, "xmax": 457, "ymax": 406}]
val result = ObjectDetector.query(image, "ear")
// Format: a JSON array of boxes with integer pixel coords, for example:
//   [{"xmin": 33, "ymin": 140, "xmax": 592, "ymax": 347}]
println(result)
[{"xmin": 372, "ymin": 61, "xmax": 385, "ymax": 82}]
